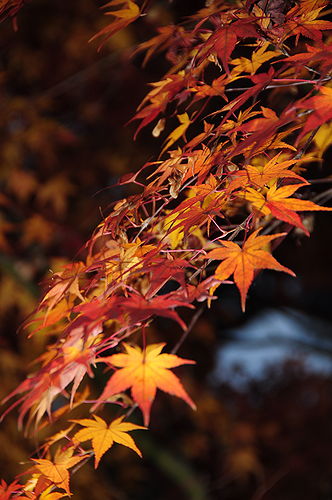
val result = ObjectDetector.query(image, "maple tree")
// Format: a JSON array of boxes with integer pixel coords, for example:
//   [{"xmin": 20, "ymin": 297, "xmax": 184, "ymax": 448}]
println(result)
[{"xmin": 1, "ymin": 0, "xmax": 332, "ymax": 497}]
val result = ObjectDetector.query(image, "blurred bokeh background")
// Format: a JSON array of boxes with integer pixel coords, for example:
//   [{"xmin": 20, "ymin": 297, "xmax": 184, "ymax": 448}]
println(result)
[{"xmin": 1, "ymin": 1, "xmax": 332, "ymax": 498}]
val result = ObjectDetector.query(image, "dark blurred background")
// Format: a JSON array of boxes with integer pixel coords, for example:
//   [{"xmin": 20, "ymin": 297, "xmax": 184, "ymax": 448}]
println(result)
[{"xmin": 1, "ymin": 1, "xmax": 332, "ymax": 498}]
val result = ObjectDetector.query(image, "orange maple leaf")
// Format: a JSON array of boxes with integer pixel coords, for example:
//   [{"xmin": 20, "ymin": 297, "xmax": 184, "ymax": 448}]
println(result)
[
  {"xmin": 32, "ymin": 448, "xmax": 85, "ymax": 496},
  {"xmin": 285, "ymin": 3, "xmax": 332, "ymax": 43},
  {"xmin": 243, "ymin": 183, "xmax": 332, "ymax": 234},
  {"xmin": 93, "ymin": 343, "xmax": 196, "ymax": 425},
  {"xmin": 207, "ymin": 230, "xmax": 295, "ymax": 311},
  {"xmin": 228, "ymin": 154, "xmax": 305, "ymax": 192},
  {"xmin": 72, "ymin": 415, "xmax": 145, "ymax": 468},
  {"xmin": 90, "ymin": 0, "xmax": 140, "ymax": 49}
]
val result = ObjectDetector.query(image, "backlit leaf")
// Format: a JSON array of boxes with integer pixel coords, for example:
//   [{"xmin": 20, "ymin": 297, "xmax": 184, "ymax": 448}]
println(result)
[
  {"xmin": 161, "ymin": 113, "xmax": 191, "ymax": 155},
  {"xmin": 243, "ymin": 183, "xmax": 332, "ymax": 234},
  {"xmin": 72, "ymin": 415, "xmax": 145, "ymax": 467},
  {"xmin": 93, "ymin": 343, "xmax": 196, "ymax": 425},
  {"xmin": 207, "ymin": 230, "xmax": 295, "ymax": 311},
  {"xmin": 32, "ymin": 448, "xmax": 85, "ymax": 496}
]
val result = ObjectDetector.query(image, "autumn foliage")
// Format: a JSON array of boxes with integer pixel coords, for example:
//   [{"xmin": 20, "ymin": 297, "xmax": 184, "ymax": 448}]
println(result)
[{"xmin": 1, "ymin": 0, "xmax": 332, "ymax": 497}]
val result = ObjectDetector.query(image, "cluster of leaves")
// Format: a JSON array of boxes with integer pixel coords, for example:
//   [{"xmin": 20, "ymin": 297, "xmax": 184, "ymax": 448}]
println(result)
[
  {"xmin": 1, "ymin": 0, "xmax": 332, "ymax": 497},
  {"xmin": 0, "ymin": 0, "xmax": 155, "ymax": 492}
]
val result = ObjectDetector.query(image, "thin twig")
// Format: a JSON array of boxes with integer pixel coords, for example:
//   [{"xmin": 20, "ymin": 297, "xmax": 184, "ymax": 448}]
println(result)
[{"xmin": 171, "ymin": 306, "xmax": 204, "ymax": 355}]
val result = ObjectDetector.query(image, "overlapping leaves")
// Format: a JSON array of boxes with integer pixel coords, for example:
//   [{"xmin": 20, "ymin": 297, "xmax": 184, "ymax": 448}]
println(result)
[{"xmin": 2, "ymin": 0, "xmax": 332, "ymax": 497}]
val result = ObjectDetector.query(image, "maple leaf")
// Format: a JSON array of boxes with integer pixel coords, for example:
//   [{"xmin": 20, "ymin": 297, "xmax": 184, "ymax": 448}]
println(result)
[
  {"xmin": 216, "ymin": 68, "xmax": 275, "ymax": 129},
  {"xmin": 39, "ymin": 426, "xmax": 76, "ymax": 456},
  {"xmin": 297, "ymin": 86, "xmax": 332, "ymax": 143},
  {"xmin": 243, "ymin": 183, "xmax": 332, "ymax": 234},
  {"xmin": 17, "ymin": 484, "xmax": 66, "ymax": 500},
  {"xmin": 32, "ymin": 448, "xmax": 85, "ymax": 496},
  {"xmin": 135, "ymin": 25, "xmax": 186, "ymax": 66},
  {"xmin": 119, "ymin": 293, "xmax": 193, "ymax": 330},
  {"xmin": 72, "ymin": 415, "xmax": 145, "ymax": 467},
  {"xmin": 144, "ymin": 258, "xmax": 189, "ymax": 299},
  {"xmin": 93, "ymin": 343, "xmax": 196, "ymax": 425},
  {"xmin": 41, "ymin": 262, "xmax": 85, "ymax": 315},
  {"xmin": 0, "ymin": 479, "xmax": 23, "ymax": 499},
  {"xmin": 231, "ymin": 43, "xmax": 280, "ymax": 75},
  {"xmin": 132, "ymin": 72, "xmax": 193, "ymax": 138},
  {"xmin": 1, "ymin": 332, "xmax": 97, "ymax": 428},
  {"xmin": 161, "ymin": 113, "xmax": 191, "ymax": 155},
  {"xmin": 228, "ymin": 154, "xmax": 306, "ymax": 192},
  {"xmin": 38, "ymin": 486, "xmax": 66, "ymax": 500},
  {"xmin": 213, "ymin": 26, "xmax": 237, "ymax": 75},
  {"xmin": 90, "ymin": 0, "xmax": 140, "ymax": 49},
  {"xmin": 283, "ymin": 42, "xmax": 332, "ymax": 75},
  {"xmin": 285, "ymin": 2, "xmax": 332, "ymax": 42},
  {"xmin": 189, "ymin": 75, "xmax": 228, "ymax": 103},
  {"xmin": 240, "ymin": 106, "xmax": 279, "ymax": 133},
  {"xmin": 195, "ymin": 19, "xmax": 258, "ymax": 74},
  {"xmin": 14, "ymin": 474, "xmax": 52, "ymax": 499},
  {"xmin": 207, "ymin": 230, "xmax": 295, "ymax": 311}
]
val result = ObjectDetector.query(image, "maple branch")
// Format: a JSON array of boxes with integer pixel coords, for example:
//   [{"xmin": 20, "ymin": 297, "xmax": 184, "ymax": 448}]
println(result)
[
  {"xmin": 309, "ymin": 177, "xmax": 332, "ymax": 184},
  {"xmin": 312, "ymin": 187, "xmax": 332, "ymax": 204},
  {"xmin": 171, "ymin": 306, "xmax": 204, "ymax": 355},
  {"xmin": 3, "ymin": 0, "xmax": 332, "ymax": 495},
  {"xmin": 294, "ymin": 128, "xmax": 317, "ymax": 159},
  {"xmin": 277, "ymin": 45, "xmax": 321, "ymax": 77},
  {"xmin": 251, "ymin": 467, "xmax": 290, "ymax": 500},
  {"xmin": 225, "ymin": 75, "xmax": 332, "ymax": 93}
]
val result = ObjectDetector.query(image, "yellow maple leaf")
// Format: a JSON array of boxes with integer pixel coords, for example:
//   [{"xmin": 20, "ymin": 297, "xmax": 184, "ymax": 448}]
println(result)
[
  {"xmin": 231, "ymin": 43, "xmax": 280, "ymax": 75},
  {"xmin": 104, "ymin": 0, "xmax": 139, "ymax": 20},
  {"xmin": 161, "ymin": 113, "xmax": 191, "ymax": 155},
  {"xmin": 163, "ymin": 211, "xmax": 185, "ymax": 248},
  {"xmin": 90, "ymin": 0, "xmax": 140, "ymax": 48},
  {"xmin": 314, "ymin": 122, "xmax": 332, "ymax": 158},
  {"xmin": 40, "ymin": 488, "xmax": 65, "ymax": 499},
  {"xmin": 72, "ymin": 415, "xmax": 145, "ymax": 467}
]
